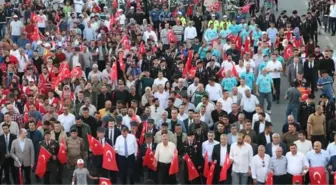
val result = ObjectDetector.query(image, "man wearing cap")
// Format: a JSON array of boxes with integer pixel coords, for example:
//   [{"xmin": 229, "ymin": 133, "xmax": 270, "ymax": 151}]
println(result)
[
  {"xmin": 140, "ymin": 132, "xmax": 157, "ymax": 182},
  {"xmin": 9, "ymin": 15, "xmax": 23, "ymax": 44},
  {"xmin": 183, "ymin": 131, "xmax": 202, "ymax": 184},
  {"xmin": 66, "ymin": 128, "xmax": 87, "ymax": 179},
  {"xmin": 40, "ymin": 131, "xmax": 59, "ymax": 184}
]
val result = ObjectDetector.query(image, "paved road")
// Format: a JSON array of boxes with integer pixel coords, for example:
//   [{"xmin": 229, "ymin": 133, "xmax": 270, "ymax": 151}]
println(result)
[{"xmin": 20, "ymin": 0, "xmax": 334, "ymax": 184}]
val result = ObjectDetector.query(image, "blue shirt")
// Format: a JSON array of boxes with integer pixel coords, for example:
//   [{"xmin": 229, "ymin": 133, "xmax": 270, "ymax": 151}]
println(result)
[
  {"xmin": 258, "ymin": 61, "xmax": 267, "ymax": 74},
  {"xmin": 150, "ymin": 10, "xmax": 161, "ymax": 22},
  {"xmin": 221, "ymin": 77, "xmax": 237, "ymax": 92},
  {"xmin": 306, "ymin": 150, "xmax": 329, "ymax": 167},
  {"xmin": 198, "ymin": 46, "xmax": 209, "ymax": 60},
  {"xmin": 240, "ymin": 71, "xmax": 255, "ymax": 90},
  {"xmin": 256, "ymin": 74, "xmax": 273, "ymax": 93},
  {"xmin": 317, "ymin": 76, "xmax": 334, "ymax": 101},
  {"xmin": 204, "ymin": 29, "xmax": 218, "ymax": 42},
  {"xmin": 253, "ymin": 30, "xmax": 262, "ymax": 46},
  {"xmin": 228, "ymin": 24, "xmax": 242, "ymax": 35}
]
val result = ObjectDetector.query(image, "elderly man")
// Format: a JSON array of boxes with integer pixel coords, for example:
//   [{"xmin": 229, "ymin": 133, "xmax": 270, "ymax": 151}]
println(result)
[
  {"xmin": 266, "ymin": 133, "xmax": 287, "ymax": 157},
  {"xmin": 286, "ymin": 144, "xmax": 309, "ymax": 183},
  {"xmin": 251, "ymin": 145, "xmax": 270, "ymax": 185},
  {"xmin": 269, "ymin": 147, "xmax": 288, "ymax": 185},
  {"xmin": 240, "ymin": 89, "xmax": 259, "ymax": 120}
]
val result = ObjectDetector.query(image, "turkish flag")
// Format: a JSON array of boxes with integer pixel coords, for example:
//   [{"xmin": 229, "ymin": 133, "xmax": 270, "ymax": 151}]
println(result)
[
  {"xmin": 226, "ymin": 34, "xmax": 235, "ymax": 41},
  {"xmin": 231, "ymin": 63, "xmax": 238, "ymax": 78},
  {"xmin": 24, "ymin": 112, "xmax": 29, "ymax": 123},
  {"xmin": 71, "ymin": 66, "xmax": 83, "ymax": 78},
  {"xmin": 58, "ymin": 138, "xmax": 67, "ymax": 164},
  {"xmin": 169, "ymin": 149, "xmax": 179, "ymax": 175},
  {"xmin": 206, "ymin": 162, "xmax": 216, "ymax": 185},
  {"xmin": 139, "ymin": 41, "xmax": 146, "ymax": 55},
  {"xmin": 284, "ymin": 44, "xmax": 293, "ymax": 60},
  {"xmin": 189, "ymin": 67, "xmax": 197, "ymax": 78},
  {"xmin": 309, "ymin": 167, "xmax": 327, "ymax": 185},
  {"xmin": 292, "ymin": 175, "xmax": 303, "ymax": 185},
  {"xmin": 241, "ymin": 3, "xmax": 251, "ymax": 13},
  {"xmin": 203, "ymin": 152, "xmax": 209, "ymax": 178},
  {"xmin": 143, "ymin": 147, "xmax": 157, "ymax": 171},
  {"xmin": 113, "ymin": 0, "xmax": 118, "ymax": 9},
  {"xmin": 235, "ymin": 35, "xmax": 242, "ymax": 51},
  {"xmin": 168, "ymin": 30, "xmax": 178, "ymax": 43},
  {"xmin": 110, "ymin": 62, "xmax": 118, "ymax": 81},
  {"xmin": 183, "ymin": 50, "xmax": 193, "ymax": 77},
  {"xmin": 265, "ymin": 172, "xmax": 273, "ymax": 185},
  {"xmin": 219, "ymin": 154, "xmax": 232, "ymax": 181},
  {"xmin": 184, "ymin": 154, "xmax": 199, "ymax": 181},
  {"xmin": 118, "ymin": 52, "xmax": 125, "ymax": 71},
  {"xmin": 103, "ymin": 143, "xmax": 118, "ymax": 171},
  {"xmin": 139, "ymin": 121, "xmax": 147, "ymax": 145},
  {"xmin": 35, "ymin": 147, "xmax": 52, "ymax": 178},
  {"xmin": 244, "ymin": 37, "xmax": 250, "ymax": 53},
  {"xmin": 217, "ymin": 67, "xmax": 226, "ymax": 79},
  {"xmin": 87, "ymin": 134, "xmax": 103, "ymax": 156},
  {"xmin": 59, "ymin": 61, "xmax": 69, "ymax": 71},
  {"xmin": 334, "ymin": 173, "xmax": 336, "ymax": 185},
  {"xmin": 99, "ymin": 177, "xmax": 112, "ymax": 185}
]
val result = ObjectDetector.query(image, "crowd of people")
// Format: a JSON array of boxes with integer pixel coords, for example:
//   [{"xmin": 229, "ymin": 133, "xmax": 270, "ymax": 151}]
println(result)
[{"xmin": 0, "ymin": 0, "xmax": 336, "ymax": 184}]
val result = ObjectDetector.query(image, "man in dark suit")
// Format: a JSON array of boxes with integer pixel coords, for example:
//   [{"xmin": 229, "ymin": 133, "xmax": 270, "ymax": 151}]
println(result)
[
  {"xmin": 298, "ymin": 94, "xmax": 315, "ymax": 131},
  {"xmin": 40, "ymin": 131, "xmax": 59, "ymax": 184},
  {"xmin": 212, "ymin": 134, "xmax": 231, "ymax": 185},
  {"xmin": 253, "ymin": 112, "xmax": 272, "ymax": 134},
  {"xmin": 97, "ymin": 86, "xmax": 113, "ymax": 110},
  {"xmin": 0, "ymin": 123, "xmax": 16, "ymax": 185},
  {"xmin": 265, "ymin": 133, "xmax": 287, "ymax": 157},
  {"xmin": 183, "ymin": 110, "xmax": 195, "ymax": 133},
  {"xmin": 140, "ymin": 133, "xmax": 157, "ymax": 183},
  {"xmin": 304, "ymin": 54, "xmax": 318, "ymax": 97},
  {"xmin": 104, "ymin": 118, "xmax": 121, "ymax": 147},
  {"xmin": 287, "ymin": 56, "xmax": 304, "ymax": 86},
  {"xmin": 257, "ymin": 122, "xmax": 273, "ymax": 146},
  {"xmin": 183, "ymin": 131, "xmax": 202, "ymax": 184},
  {"xmin": 143, "ymin": 119, "xmax": 158, "ymax": 138}
]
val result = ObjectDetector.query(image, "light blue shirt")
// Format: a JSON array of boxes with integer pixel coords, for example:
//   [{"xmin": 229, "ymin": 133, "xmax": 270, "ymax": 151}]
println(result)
[
  {"xmin": 306, "ymin": 150, "xmax": 329, "ymax": 167},
  {"xmin": 327, "ymin": 142, "xmax": 336, "ymax": 156},
  {"xmin": 204, "ymin": 29, "xmax": 218, "ymax": 42},
  {"xmin": 266, "ymin": 27, "xmax": 278, "ymax": 44},
  {"xmin": 253, "ymin": 30, "xmax": 262, "ymax": 46},
  {"xmin": 317, "ymin": 76, "xmax": 334, "ymax": 101},
  {"xmin": 19, "ymin": 139, "xmax": 25, "ymax": 152},
  {"xmin": 258, "ymin": 61, "xmax": 267, "ymax": 74},
  {"xmin": 221, "ymin": 77, "xmax": 238, "ymax": 92},
  {"xmin": 256, "ymin": 74, "xmax": 273, "ymax": 93},
  {"xmin": 240, "ymin": 71, "xmax": 255, "ymax": 90}
]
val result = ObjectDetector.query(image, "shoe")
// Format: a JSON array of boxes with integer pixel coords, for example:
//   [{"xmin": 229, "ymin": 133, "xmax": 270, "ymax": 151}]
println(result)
[
  {"xmin": 267, "ymin": 110, "xmax": 272, "ymax": 114},
  {"xmin": 332, "ymin": 33, "xmax": 335, "ymax": 36},
  {"xmin": 277, "ymin": 100, "xmax": 280, "ymax": 104}
]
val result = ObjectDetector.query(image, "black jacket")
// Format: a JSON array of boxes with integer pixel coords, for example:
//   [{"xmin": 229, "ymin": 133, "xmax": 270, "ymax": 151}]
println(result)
[
  {"xmin": 104, "ymin": 127, "xmax": 121, "ymax": 147},
  {"xmin": 257, "ymin": 132, "xmax": 273, "ymax": 146}
]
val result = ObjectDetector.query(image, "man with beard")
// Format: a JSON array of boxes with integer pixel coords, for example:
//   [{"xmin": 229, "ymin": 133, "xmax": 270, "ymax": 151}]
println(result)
[{"xmin": 318, "ymin": 49, "xmax": 335, "ymax": 78}]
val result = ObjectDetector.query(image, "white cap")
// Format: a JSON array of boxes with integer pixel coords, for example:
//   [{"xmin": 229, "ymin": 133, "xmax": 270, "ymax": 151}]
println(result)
[
  {"xmin": 77, "ymin": 159, "xmax": 84, "ymax": 164},
  {"xmin": 177, "ymin": 11, "xmax": 182, "ymax": 15},
  {"xmin": 211, "ymin": 14, "xmax": 215, "ymax": 17},
  {"xmin": 118, "ymin": 9, "xmax": 123, "ymax": 12},
  {"xmin": 262, "ymin": 31, "xmax": 267, "ymax": 35},
  {"xmin": 13, "ymin": 15, "xmax": 18, "ymax": 18},
  {"xmin": 130, "ymin": 6, "xmax": 134, "ymax": 9},
  {"xmin": 43, "ymin": 43, "xmax": 51, "ymax": 48},
  {"xmin": 223, "ymin": 15, "xmax": 227, "ymax": 18}
]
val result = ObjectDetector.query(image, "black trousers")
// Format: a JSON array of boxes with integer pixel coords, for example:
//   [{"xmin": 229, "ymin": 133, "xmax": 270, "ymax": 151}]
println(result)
[
  {"xmin": 98, "ymin": 60, "xmax": 106, "ymax": 72},
  {"xmin": 311, "ymin": 135, "xmax": 326, "ymax": 149},
  {"xmin": 44, "ymin": 170, "xmax": 57, "ymax": 184},
  {"xmin": 330, "ymin": 17, "xmax": 336, "ymax": 34},
  {"xmin": 243, "ymin": 111, "xmax": 256, "ymax": 121},
  {"xmin": 272, "ymin": 78, "xmax": 281, "ymax": 101},
  {"xmin": 158, "ymin": 162, "xmax": 176, "ymax": 184},
  {"xmin": 15, "ymin": 166, "xmax": 31, "ymax": 184},
  {"xmin": 213, "ymin": 165, "xmax": 231, "ymax": 185},
  {"xmin": 273, "ymin": 174, "xmax": 288, "ymax": 185},
  {"xmin": 306, "ymin": 77, "xmax": 316, "ymax": 94},
  {"xmin": 117, "ymin": 154, "xmax": 135, "ymax": 184},
  {"xmin": 56, "ymin": 163, "xmax": 64, "ymax": 184},
  {"xmin": 0, "ymin": 158, "xmax": 16, "ymax": 184}
]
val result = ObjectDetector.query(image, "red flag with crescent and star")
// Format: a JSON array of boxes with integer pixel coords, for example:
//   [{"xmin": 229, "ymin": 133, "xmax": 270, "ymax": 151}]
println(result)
[
  {"xmin": 204, "ymin": 152, "xmax": 209, "ymax": 178},
  {"xmin": 87, "ymin": 134, "xmax": 104, "ymax": 155},
  {"xmin": 110, "ymin": 62, "xmax": 118, "ymax": 81},
  {"xmin": 183, "ymin": 50, "xmax": 193, "ymax": 77},
  {"xmin": 71, "ymin": 66, "xmax": 83, "ymax": 78},
  {"xmin": 99, "ymin": 177, "xmax": 112, "ymax": 185},
  {"xmin": 309, "ymin": 167, "xmax": 327, "ymax": 185},
  {"xmin": 284, "ymin": 44, "xmax": 293, "ymax": 60},
  {"xmin": 35, "ymin": 146, "xmax": 52, "ymax": 178},
  {"xmin": 103, "ymin": 143, "xmax": 118, "ymax": 171},
  {"xmin": 217, "ymin": 67, "xmax": 226, "ymax": 79},
  {"xmin": 143, "ymin": 147, "xmax": 157, "ymax": 171},
  {"xmin": 219, "ymin": 154, "xmax": 232, "ymax": 181},
  {"xmin": 139, "ymin": 121, "xmax": 147, "ymax": 145},
  {"xmin": 206, "ymin": 161, "xmax": 216, "ymax": 185},
  {"xmin": 118, "ymin": 52, "xmax": 126, "ymax": 71},
  {"xmin": 169, "ymin": 149, "xmax": 179, "ymax": 175},
  {"xmin": 334, "ymin": 173, "xmax": 336, "ymax": 185},
  {"xmin": 292, "ymin": 175, "xmax": 303, "ymax": 185},
  {"xmin": 184, "ymin": 153, "xmax": 199, "ymax": 181},
  {"xmin": 266, "ymin": 172, "xmax": 273, "ymax": 185},
  {"xmin": 58, "ymin": 138, "xmax": 67, "ymax": 164}
]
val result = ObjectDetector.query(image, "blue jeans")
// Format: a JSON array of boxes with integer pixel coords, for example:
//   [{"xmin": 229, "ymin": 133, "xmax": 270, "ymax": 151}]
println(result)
[
  {"xmin": 258, "ymin": 92, "xmax": 272, "ymax": 111},
  {"xmin": 285, "ymin": 103, "xmax": 300, "ymax": 122},
  {"xmin": 231, "ymin": 172, "xmax": 248, "ymax": 185},
  {"xmin": 11, "ymin": 35, "xmax": 19, "ymax": 44},
  {"xmin": 0, "ymin": 24, "xmax": 5, "ymax": 39}
]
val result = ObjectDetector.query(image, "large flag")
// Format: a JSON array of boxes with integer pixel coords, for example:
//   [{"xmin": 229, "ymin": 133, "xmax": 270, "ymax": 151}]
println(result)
[
  {"xmin": 35, "ymin": 147, "xmax": 52, "ymax": 178},
  {"xmin": 265, "ymin": 172, "xmax": 273, "ymax": 185},
  {"xmin": 103, "ymin": 143, "xmax": 118, "ymax": 171},
  {"xmin": 203, "ymin": 152, "xmax": 209, "ymax": 178},
  {"xmin": 206, "ymin": 162, "xmax": 216, "ymax": 185},
  {"xmin": 334, "ymin": 173, "xmax": 336, "ymax": 185},
  {"xmin": 184, "ymin": 154, "xmax": 199, "ymax": 181},
  {"xmin": 169, "ymin": 149, "xmax": 179, "ymax": 175},
  {"xmin": 87, "ymin": 134, "xmax": 103, "ymax": 156},
  {"xmin": 292, "ymin": 175, "xmax": 303, "ymax": 185},
  {"xmin": 231, "ymin": 63, "xmax": 238, "ymax": 78},
  {"xmin": 58, "ymin": 138, "xmax": 67, "ymax": 164},
  {"xmin": 71, "ymin": 66, "xmax": 83, "ymax": 78},
  {"xmin": 183, "ymin": 50, "xmax": 193, "ymax": 77},
  {"xmin": 167, "ymin": 30, "xmax": 178, "ymax": 43},
  {"xmin": 99, "ymin": 177, "xmax": 112, "ymax": 185},
  {"xmin": 219, "ymin": 154, "xmax": 232, "ymax": 181},
  {"xmin": 217, "ymin": 67, "xmax": 226, "ymax": 79},
  {"xmin": 309, "ymin": 167, "xmax": 327, "ymax": 185},
  {"xmin": 118, "ymin": 52, "xmax": 126, "ymax": 71},
  {"xmin": 284, "ymin": 44, "xmax": 293, "ymax": 60},
  {"xmin": 143, "ymin": 147, "xmax": 157, "ymax": 171}
]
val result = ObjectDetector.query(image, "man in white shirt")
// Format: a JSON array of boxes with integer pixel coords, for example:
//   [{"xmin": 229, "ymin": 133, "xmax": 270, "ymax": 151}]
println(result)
[
  {"xmin": 187, "ymin": 77, "xmax": 199, "ymax": 103},
  {"xmin": 143, "ymin": 25, "xmax": 158, "ymax": 44},
  {"xmin": 205, "ymin": 77, "xmax": 222, "ymax": 103},
  {"xmin": 74, "ymin": 0, "xmax": 85, "ymax": 15},
  {"xmin": 202, "ymin": 131, "xmax": 219, "ymax": 162},
  {"xmin": 217, "ymin": 90, "xmax": 233, "ymax": 113},
  {"xmin": 327, "ymin": 134, "xmax": 336, "ymax": 156},
  {"xmin": 57, "ymin": 106, "xmax": 75, "ymax": 134},
  {"xmin": 294, "ymin": 131, "xmax": 313, "ymax": 155},
  {"xmin": 251, "ymin": 145, "xmax": 270, "ymax": 185},
  {"xmin": 153, "ymin": 71, "xmax": 168, "ymax": 87},
  {"xmin": 237, "ymin": 79, "xmax": 251, "ymax": 96},
  {"xmin": 184, "ymin": 21, "xmax": 197, "ymax": 41},
  {"xmin": 240, "ymin": 89, "xmax": 259, "ymax": 120},
  {"xmin": 230, "ymin": 133, "xmax": 253, "ymax": 185},
  {"xmin": 9, "ymin": 15, "xmax": 23, "ymax": 44},
  {"xmin": 114, "ymin": 126, "xmax": 138, "ymax": 184},
  {"xmin": 330, "ymin": 1, "xmax": 336, "ymax": 36},
  {"xmin": 266, "ymin": 53, "xmax": 282, "ymax": 103},
  {"xmin": 285, "ymin": 144, "xmax": 309, "ymax": 181}
]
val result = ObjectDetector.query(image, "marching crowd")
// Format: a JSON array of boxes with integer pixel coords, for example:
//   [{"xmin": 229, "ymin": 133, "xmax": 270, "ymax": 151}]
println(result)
[{"xmin": 1, "ymin": 0, "xmax": 336, "ymax": 184}]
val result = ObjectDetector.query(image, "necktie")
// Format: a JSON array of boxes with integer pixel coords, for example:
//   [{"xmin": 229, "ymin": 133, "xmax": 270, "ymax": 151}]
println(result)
[
  {"xmin": 110, "ymin": 129, "xmax": 114, "ymax": 146},
  {"xmin": 124, "ymin": 137, "xmax": 128, "ymax": 157},
  {"xmin": 294, "ymin": 64, "xmax": 297, "ymax": 75},
  {"xmin": 5, "ymin": 135, "xmax": 8, "ymax": 153}
]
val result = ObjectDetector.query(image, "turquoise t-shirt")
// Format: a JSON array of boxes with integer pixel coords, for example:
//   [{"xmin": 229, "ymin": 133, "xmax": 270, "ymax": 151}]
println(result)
[
  {"xmin": 256, "ymin": 74, "xmax": 273, "ymax": 93},
  {"xmin": 198, "ymin": 46, "xmax": 209, "ymax": 60},
  {"xmin": 240, "ymin": 72, "xmax": 255, "ymax": 90},
  {"xmin": 221, "ymin": 77, "xmax": 238, "ymax": 92},
  {"xmin": 258, "ymin": 61, "xmax": 267, "ymax": 74},
  {"xmin": 276, "ymin": 56, "xmax": 285, "ymax": 64}
]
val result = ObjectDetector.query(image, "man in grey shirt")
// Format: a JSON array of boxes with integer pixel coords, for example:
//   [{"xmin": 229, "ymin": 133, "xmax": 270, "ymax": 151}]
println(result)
[
  {"xmin": 160, "ymin": 23, "xmax": 170, "ymax": 49},
  {"xmin": 269, "ymin": 147, "xmax": 288, "ymax": 184},
  {"xmin": 285, "ymin": 80, "xmax": 302, "ymax": 122}
]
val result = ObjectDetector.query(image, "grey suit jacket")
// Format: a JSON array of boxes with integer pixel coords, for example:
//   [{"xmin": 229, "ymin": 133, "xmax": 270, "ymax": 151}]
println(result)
[
  {"xmin": 287, "ymin": 63, "xmax": 304, "ymax": 84},
  {"xmin": 10, "ymin": 138, "xmax": 35, "ymax": 167}
]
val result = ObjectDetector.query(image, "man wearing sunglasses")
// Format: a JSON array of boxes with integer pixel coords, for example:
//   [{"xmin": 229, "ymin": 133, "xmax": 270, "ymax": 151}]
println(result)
[{"xmin": 251, "ymin": 145, "xmax": 271, "ymax": 185}]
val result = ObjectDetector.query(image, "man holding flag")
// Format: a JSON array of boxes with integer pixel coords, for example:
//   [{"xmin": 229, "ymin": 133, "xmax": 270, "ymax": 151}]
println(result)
[
  {"xmin": 140, "ymin": 133, "xmax": 157, "ymax": 182},
  {"xmin": 39, "ymin": 131, "xmax": 59, "ymax": 184},
  {"xmin": 183, "ymin": 131, "xmax": 202, "ymax": 184},
  {"xmin": 211, "ymin": 134, "xmax": 231, "ymax": 184},
  {"xmin": 306, "ymin": 141, "xmax": 329, "ymax": 184}
]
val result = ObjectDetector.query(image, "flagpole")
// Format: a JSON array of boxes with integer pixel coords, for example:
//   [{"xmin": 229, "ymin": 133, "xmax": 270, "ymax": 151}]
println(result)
[{"xmin": 19, "ymin": 167, "xmax": 23, "ymax": 185}]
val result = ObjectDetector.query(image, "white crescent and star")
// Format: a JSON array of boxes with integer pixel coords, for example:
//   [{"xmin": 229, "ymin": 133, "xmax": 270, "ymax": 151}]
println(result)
[
  {"xmin": 106, "ymin": 150, "xmax": 113, "ymax": 162},
  {"xmin": 313, "ymin": 172, "xmax": 321, "ymax": 184}
]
